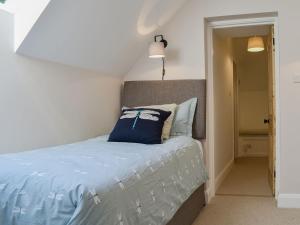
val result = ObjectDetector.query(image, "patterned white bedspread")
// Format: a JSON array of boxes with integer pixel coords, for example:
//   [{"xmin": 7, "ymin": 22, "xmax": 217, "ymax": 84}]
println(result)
[{"xmin": 0, "ymin": 136, "xmax": 208, "ymax": 225}]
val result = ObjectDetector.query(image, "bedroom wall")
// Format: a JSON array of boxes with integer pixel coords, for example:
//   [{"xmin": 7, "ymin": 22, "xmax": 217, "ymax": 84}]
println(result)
[
  {"xmin": 124, "ymin": 0, "xmax": 300, "ymax": 203},
  {"xmin": 0, "ymin": 11, "xmax": 122, "ymax": 154},
  {"xmin": 213, "ymin": 33, "xmax": 234, "ymax": 185}
]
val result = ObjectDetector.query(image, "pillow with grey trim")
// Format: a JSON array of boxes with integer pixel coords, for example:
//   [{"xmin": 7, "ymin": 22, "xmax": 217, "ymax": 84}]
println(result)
[{"xmin": 170, "ymin": 98, "xmax": 198, "ymax": 137}]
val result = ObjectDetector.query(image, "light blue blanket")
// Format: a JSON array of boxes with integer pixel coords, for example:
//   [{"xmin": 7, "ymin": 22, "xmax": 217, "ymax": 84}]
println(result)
[{"xmin": 0, "ymin": 136, "xmax": 208, "ymax": 225}]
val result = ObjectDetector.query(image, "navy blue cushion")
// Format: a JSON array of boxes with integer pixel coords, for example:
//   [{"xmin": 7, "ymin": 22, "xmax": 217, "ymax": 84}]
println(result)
[{"xmin": 108, "ymin": 108, "xmax": 171, "ymax": 144}]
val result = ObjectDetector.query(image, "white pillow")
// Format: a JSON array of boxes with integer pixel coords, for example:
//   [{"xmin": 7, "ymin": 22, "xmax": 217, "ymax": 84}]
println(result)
[
  {"xmin": 170, "ymin": 98, "xmax": 197, "ymax": 137},
  {"xmin": 123, "ymin": 104, "xmax": 177, "ymax": 140}
]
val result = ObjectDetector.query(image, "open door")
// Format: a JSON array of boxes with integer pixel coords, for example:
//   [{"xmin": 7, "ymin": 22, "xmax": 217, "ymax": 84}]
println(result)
[{"xmin": 267, "ymin": 25, "xmax": 276, "ymax": 196}]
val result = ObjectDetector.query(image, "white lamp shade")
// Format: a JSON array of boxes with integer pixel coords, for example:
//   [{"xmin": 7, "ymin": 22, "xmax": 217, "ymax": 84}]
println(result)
[
  {"xmin": 149, "ymin": 42, "xmax": 165, "ymax": 58},
  {"xmin": 248, "ymin": 36, "xmax": 265, "ymax": 52}
]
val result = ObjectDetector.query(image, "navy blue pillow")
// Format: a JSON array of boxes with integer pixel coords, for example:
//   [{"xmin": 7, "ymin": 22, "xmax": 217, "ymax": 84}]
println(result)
[{"xmin": 108, "ymin": 108, "xmax": 171, "ymax": 144}]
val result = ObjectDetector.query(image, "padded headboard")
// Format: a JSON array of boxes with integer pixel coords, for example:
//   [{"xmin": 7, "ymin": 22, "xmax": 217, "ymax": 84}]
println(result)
[{"xmin": 122, "ymin": 80, "xmax": 206, "ymax": 139}]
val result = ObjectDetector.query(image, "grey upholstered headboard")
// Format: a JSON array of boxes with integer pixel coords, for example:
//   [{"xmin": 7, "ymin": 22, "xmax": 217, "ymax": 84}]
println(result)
[{"xmin": 122, "ymin": 80, "xmax": 206, "ymax": 139}]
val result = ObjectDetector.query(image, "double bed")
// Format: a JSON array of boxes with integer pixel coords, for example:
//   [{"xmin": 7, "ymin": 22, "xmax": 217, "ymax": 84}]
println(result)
[{"xmin": 0, "ymin": 80, "xmax": 207, "ymax": 225}]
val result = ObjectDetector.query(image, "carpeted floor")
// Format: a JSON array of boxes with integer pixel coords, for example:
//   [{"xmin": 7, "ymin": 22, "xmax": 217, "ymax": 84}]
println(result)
[
  {"xmin": 191, "ymin": 157, "xmax": 300, "ymax": 225},
  {"xmin": 216, "ymin": 157, "xmax": 272, "ymax": 197},
  {"xmin": 193, "ymin": 195, "xmax": 300, "ymax": 225}
]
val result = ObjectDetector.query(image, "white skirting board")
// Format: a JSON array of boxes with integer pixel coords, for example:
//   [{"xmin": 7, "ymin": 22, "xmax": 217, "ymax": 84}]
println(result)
[
  {"xmin": 215, "ymin": 159, "xmax": 234, "ymax": 192},
  {"xmin": 205, "ymin": 187, "xmax": 211, "ymax": 203},
  {"xmin": 278, "ymin": 194, "xmax": 300, "ymax": 208}
]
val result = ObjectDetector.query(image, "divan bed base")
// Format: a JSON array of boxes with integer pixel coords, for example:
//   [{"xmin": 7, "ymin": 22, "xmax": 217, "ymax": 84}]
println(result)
[{"xmin": 166, "ymin": 184, "xmax": 206, "ymax": 225}]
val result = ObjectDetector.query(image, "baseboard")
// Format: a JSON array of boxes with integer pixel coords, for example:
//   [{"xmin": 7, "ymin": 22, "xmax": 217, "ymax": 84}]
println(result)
[
  {"xmin": 205, "ymin": 187, "xmax": 214, "ymax": 203},
  {"xmin": 278, "ymin": 194, "xmax": 300, "ymax": 208},
  {"xmin": 215, "ymin": 159, "xmax": 234, "ymax": 192},
  {"xmin": 205, "ymin": 187, "xmax": 210, "ymax": 203}
]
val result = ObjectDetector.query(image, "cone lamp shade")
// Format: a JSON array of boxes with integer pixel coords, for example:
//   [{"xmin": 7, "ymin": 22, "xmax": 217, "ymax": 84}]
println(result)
[
  {"xmin": 149, "ymin": 42, "xmax": 165, "ymax": 58},
  {"xmin": 248, "ymin": 36, "xmax": 265, "ymax": 52}
]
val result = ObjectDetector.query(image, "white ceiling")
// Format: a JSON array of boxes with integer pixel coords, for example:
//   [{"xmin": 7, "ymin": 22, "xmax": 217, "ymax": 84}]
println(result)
[
  {"xmin": 16, "ymin": 0, "xmax": 190, "ymax": 76},
  {"xmin": 214, "ymin": 25, "xmax": 270, "ymax": 38}
]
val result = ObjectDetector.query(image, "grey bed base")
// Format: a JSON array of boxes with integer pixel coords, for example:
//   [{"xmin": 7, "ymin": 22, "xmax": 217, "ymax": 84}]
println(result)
[
  {"xmin": 166, "ymin": 184, "xmax": 206, "ymax": 225},
  {"xmin": 122, "ymin": 80, "xmax": 207, "ymax": 225}
]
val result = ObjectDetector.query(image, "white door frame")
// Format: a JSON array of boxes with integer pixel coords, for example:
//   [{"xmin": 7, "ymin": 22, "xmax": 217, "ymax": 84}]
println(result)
[{"xmin": 205, "ymin": 15, "xmax": 281, "ymax": 202}]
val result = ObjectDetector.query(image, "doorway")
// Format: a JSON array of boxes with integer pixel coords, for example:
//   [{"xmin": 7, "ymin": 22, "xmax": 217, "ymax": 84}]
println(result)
[{"xmin": 205, "ymin": 15, "xmax": 280, "ymax": 202}]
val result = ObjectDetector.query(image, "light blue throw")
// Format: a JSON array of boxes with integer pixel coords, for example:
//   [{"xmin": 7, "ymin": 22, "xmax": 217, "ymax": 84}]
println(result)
[{"xmin": 0, "ymin": 136, "xmax": 208, "ymax": 225}]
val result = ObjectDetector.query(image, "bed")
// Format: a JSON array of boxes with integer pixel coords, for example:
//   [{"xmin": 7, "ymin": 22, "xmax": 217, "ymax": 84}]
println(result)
[{"xmin": 0, "ymin": 80, "xmax": 207, "ymax": 225}]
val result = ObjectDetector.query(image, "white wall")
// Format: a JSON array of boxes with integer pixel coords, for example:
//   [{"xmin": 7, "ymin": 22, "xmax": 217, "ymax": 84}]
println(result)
[
  {"xmin": 213, "ymin": 33, "xmax": 234, "ymax": 180},
  {"xmin": 0, "ymin": 11, "xmax": 122, "ymax": 154},
  {"xmin": 125, "ymin": 0, "xmax": 206, "ymax": 81},
  {"xmin": 124, "ymin": 0, "xmax": 300, "ymax": 199}
]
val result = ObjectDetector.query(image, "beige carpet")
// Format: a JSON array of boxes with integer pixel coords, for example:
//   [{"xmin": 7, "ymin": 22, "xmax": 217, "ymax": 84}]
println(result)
[
  {"xmin": 192, "ymin": 158, "xmax": 300, "ymax": 225},
  {"xmin": 193, "ymin": 195, "xmax": 300, "ymax": 225},
  {"xmin": 216, "ymin": 157, "xmax": 272, "ymax": 197}
]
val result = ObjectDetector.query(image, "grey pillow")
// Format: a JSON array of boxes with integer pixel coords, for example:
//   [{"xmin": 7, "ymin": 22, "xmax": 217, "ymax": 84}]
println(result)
[{"xmin": 170, "ymin": 98, "xmax": 197, "ymax": 137}]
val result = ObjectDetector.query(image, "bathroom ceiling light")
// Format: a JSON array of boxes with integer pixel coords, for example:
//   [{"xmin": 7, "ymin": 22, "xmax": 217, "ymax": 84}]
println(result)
[{"xmin": 248, "ymin": 36, "xmax": 265, "ymax": 52}]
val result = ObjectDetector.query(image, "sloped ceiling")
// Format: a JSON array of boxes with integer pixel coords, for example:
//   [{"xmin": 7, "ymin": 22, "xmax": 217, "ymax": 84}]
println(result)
[{"xmin": 16, "ymin": 0, "xmax": 191, "ymax": 76}]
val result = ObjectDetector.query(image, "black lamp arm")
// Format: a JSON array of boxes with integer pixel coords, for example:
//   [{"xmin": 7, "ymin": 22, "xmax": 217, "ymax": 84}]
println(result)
[
  {"xmin": 154, "ymin": 35, "xmax": 168, "ymax": 48},
  {"xmin": 153, "ymin": 34, "xmax": 167, "ymax": 80},
  {"xmin": 154, "ymin": 35, "xmax": 163, "ymax": 42},
  {"xmin": 162, "ymin": 58, "xmax": 166, "ymax": 81}
]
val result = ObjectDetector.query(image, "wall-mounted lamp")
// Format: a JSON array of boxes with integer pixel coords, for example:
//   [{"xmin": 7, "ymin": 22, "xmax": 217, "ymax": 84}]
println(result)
[
  {"xmin": 149, "ymin": 35, "xmax": 168, "ymax": 80},
  {"xmin": 247, "ymin": 36, "xmax": 265, "ymax": 52}
]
